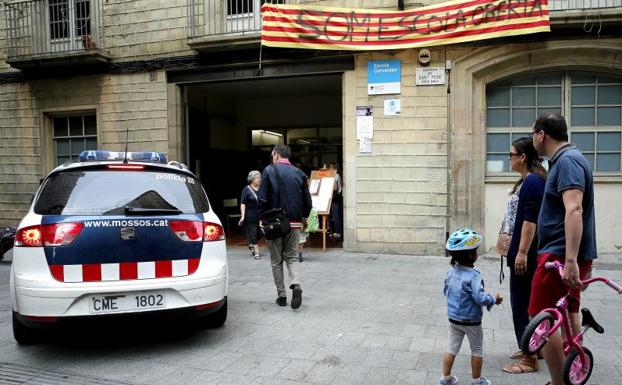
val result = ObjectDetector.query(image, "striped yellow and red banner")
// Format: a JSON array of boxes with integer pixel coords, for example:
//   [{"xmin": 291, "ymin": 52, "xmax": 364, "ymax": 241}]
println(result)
[{"xmin": 261, "ymin": 0, "xmax": 550, "ymax": 51}]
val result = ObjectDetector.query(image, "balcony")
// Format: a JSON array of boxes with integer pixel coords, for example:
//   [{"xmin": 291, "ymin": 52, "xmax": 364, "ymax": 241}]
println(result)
[
  {"xmin": 4, "ymin": 0, "xmax": 110, "ymax": 70},
  {"xmin": 187, "ymin": 0, "xmax": 285, "ymax": 51},
  {"xmin": 549, "ymin": 0, "xmax": 622, "ymax": 26}
]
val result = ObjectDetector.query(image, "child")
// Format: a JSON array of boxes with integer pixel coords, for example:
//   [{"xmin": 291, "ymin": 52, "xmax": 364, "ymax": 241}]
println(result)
[{"xmin": 440, "ymin": 228, "xmax": 503, "ymax": 385}]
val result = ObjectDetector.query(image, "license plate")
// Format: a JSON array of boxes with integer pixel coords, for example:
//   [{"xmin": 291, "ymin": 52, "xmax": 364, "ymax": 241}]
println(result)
[{"xmin": 89, "ymin": 292, "xmax": 166, "ymax": 314}]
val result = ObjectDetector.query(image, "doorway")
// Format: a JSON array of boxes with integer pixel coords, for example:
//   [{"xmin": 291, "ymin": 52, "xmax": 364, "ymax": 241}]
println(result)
[{"xmin": 184, "ymin": 74, "xmax": 343, "ymax": 246}]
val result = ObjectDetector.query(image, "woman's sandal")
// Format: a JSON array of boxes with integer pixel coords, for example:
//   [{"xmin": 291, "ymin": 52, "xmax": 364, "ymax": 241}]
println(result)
[
  {"xmin": 510, "ymin": 350, "xmax": 544, "ymax": 360},
  {"xmin": 502, "ymin": 357, "xmax": 539, "ymax": 373}
]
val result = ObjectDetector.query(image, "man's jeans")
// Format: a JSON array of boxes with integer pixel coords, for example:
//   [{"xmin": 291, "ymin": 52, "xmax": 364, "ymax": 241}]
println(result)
[{"xmin": 267, "ymin": 229, "xmax": 301, "ymax": 298}]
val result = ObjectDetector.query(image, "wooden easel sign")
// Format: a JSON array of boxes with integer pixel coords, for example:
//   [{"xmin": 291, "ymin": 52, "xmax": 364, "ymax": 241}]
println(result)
[{"xmin": 309, "ymin": 169, "xmax": 335, "ymax": 250}]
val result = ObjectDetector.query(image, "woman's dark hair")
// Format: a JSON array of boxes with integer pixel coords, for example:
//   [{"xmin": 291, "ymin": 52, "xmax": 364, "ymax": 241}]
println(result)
[
  {"xmin": 449, "ymin": 249, "xmax": 477, "ymax": 267},
  {"xmin": 510, "ymin": 136, "xmax": 548, "ymax": 194}
]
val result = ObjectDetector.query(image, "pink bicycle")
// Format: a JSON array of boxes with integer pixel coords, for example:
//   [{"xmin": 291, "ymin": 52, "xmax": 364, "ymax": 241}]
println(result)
[{"xmin": 520, "ymin": 261, "xmax": 622, "ymax": 385}]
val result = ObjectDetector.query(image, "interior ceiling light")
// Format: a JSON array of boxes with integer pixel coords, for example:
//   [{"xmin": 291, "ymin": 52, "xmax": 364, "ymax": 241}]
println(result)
[{"xmin": 261, "ymin": 130, "xmax": 283, "ymax": 137}]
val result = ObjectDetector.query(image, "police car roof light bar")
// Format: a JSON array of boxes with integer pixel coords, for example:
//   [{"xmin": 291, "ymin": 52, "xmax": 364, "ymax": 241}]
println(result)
[{"xmin": 78, "ymin": 150, "xmax": 167, "ymax": 164}]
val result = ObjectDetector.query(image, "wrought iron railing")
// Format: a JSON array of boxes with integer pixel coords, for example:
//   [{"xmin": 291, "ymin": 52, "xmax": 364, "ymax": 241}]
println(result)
[
  {"xmin": 4, "ymin": 0, "xmax": 105, "ymax": 61},
  {"xmin": 549, "ymin": 0, "xmax": 622, "ymax": 11},
  {"xmin": 187, "ymin": 0, "xmax": 287, "ymax": 39},
  {"xmin": 186, "ymin": 0, "xmax": 622, "ymax": 40}
]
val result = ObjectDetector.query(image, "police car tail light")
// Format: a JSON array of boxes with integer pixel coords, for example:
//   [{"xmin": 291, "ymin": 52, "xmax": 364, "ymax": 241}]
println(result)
[
  {"xmin": 169, "ymin": 220, "xmax": 203, "ymax": 242},
  {"xmin": 204, "ymin": 222, "xmax": 225, "ymax": 242},
  {"xmin": 15, "ymin": 225, "xmax": 43, "ymax": 247},
  {"xmin": 41, "ymin": 223, "xmax": 83, "ymax": 246},
  {"xmin": 15, "ymin": 223, "xmax": 83, "ymax": 247}
]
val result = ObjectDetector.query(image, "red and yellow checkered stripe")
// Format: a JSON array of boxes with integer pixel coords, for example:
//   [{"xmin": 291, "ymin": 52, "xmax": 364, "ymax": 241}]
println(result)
[{"xmin": 261, "ymin": 0, "xmax": 550, "ymax": 51}]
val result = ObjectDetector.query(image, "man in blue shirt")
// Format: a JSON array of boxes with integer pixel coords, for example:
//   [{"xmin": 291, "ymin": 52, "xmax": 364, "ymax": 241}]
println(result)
[{"xmin": 529, "ymin": 112, "xmax": 597, "ymax": 385}]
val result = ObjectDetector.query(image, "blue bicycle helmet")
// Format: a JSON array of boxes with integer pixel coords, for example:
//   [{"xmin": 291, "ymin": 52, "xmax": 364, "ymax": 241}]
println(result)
[{"xmin": 446, "ymin": 228, "xmax": 483, "ymax": 251}]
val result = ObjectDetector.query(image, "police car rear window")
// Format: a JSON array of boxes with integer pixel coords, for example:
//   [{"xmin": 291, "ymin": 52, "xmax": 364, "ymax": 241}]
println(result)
[{"xmin": 34, "ymin": 170, "xmax": 209, "ymax": 215}]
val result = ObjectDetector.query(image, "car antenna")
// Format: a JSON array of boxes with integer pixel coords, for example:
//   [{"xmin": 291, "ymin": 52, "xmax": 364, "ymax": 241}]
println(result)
[{"xmin": 123, "ymin": 123, "xmax": 130, "ymax": 163}]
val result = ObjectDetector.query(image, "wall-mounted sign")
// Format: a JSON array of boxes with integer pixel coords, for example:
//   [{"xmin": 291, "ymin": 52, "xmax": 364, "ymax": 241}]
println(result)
[
  {"xmin": 416, "ymin": 67, "xmax": 446, "ymax": 85},
  {"xmin": 356, "ymin": 106, "xmax": 373, "ymax": 139},
  {"xmin": 368, "ymin": 60, "xmax": 401, "ymax": 95},
  {"xmin": 359, "ymin": 137, "xmax": 372, "ymax": 153},
  {"xmin": 384, "ymin": 99, "xmax": 401, "ymax": 116},
  {"xmin": 418, "ymin": 49, "xmax": 431, "ymax": 66}
]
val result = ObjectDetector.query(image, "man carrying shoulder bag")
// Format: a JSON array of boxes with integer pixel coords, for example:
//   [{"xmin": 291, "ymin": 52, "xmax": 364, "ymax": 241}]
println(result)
[{"xmin": 258, "ymin": 144, "xmax": 313, "ymax": 309}]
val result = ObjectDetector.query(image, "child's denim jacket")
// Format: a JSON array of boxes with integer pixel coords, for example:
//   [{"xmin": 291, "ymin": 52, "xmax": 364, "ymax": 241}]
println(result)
[{"xmin": 444, "ymin": 265, "xmax": 495, "ymax": 323}]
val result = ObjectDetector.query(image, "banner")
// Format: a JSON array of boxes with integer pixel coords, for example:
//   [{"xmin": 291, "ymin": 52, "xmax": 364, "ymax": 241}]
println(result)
[{"xmin": 261, "ymin": 0, "xmax": 550, "ymax": 51}]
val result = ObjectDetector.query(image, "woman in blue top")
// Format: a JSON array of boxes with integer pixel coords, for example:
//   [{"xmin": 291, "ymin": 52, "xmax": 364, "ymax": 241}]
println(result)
[{"xmin": 502, "ymin": 137, "xmax": 547, "ymax": 374}]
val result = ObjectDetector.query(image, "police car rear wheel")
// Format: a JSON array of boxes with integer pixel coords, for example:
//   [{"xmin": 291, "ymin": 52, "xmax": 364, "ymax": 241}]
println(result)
[
  {"xmin": 198, "ymin": 298, "xmax": 227, "ymax": 329},
  {"xmin": 12, "ymin": 312, "xmax": 39, "ymax": 345}
]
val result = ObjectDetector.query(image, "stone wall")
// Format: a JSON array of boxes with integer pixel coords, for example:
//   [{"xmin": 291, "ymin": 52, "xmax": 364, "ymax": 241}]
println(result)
[
  {"xmin": 0, "ymin": 70, "xmax": 168, "ymax": 226},
  {"xmin": 344, "ymin": 48, "xmax": 449, "ymax": 255}
]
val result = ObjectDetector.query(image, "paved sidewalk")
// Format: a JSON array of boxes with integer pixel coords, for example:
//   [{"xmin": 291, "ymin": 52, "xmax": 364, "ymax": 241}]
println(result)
[
  {"xmin": 226, "ymin": 248, "xmax": 622, "ymax": 385},
  {"xmin": 1, "ymin": 247, "xmax": 621, "ymax": 385}
]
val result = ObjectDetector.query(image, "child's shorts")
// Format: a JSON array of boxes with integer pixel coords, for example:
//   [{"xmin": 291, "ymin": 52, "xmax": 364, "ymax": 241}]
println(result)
[{"xmin": 447, "ymin": 321, "xmax": 484, "ymax": 357}]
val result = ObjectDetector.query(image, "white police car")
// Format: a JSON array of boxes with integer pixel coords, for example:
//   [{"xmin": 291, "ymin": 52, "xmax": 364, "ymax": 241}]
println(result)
[{"xmin": 11, "ymin": 151, "xmax": 228, "ymax": 344}]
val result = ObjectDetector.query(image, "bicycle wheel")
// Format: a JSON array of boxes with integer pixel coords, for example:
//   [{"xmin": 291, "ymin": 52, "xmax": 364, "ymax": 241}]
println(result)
[
  {"xmin": 563, "ymin": 347, "xmax": 594, "ymax": 385},
  {"xmin": 520, "ymin": 311, "xmax": 556, "ymax": 355}
]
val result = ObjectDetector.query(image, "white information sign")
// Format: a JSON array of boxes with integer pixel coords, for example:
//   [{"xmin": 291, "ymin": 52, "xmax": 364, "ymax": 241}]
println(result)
[
  {"xmin": 356, "ymin": 106, "xmax": 374, "ymax": 139},
  {"xmin": 359, "ymin": 137, "xmax": 372, "ymax": 153},
  {"xmin": 416, "ymin": 67, "xmax": 446, "ymax": 85},
  {"xmin": 311, "ymin": 177, "xmax": 335, "ymax": 213},
  {"xmin": 384, "ymin": 99, "xmax": 401, "ymax": 116}
]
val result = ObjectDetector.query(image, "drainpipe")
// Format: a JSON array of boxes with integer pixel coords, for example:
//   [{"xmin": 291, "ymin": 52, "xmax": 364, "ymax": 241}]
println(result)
[{"xmin": 445, "ymin": 48, "xmax": 452, "ymax": 256}]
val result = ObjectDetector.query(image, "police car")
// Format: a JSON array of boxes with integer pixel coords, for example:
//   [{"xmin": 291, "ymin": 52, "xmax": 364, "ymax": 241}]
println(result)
[{"xmin": 11, "ymin": 151, "xmax": 228, "ymax": 344}]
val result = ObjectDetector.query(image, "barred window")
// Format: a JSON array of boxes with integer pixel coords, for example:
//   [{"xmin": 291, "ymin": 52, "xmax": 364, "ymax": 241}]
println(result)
[
  {"xmin": 486, "ymin": 72, "xmax": 622, "ymax": 174},
  {"xmin": 53, "ymin": 114, "xmax": 97, "ymax": 165},
  {"xmin": 49, "ymin": 0, "xmax": 91, "ymax": 40},
  {"xmin": 226, "ymin": 0, "xmax": 285, "ymax": 16}
]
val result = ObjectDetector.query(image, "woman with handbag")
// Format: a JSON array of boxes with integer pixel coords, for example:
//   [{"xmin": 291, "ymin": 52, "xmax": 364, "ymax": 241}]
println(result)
[{"xmin": 501, "ymin": 137, "xmax": 547, "ymax": 374}]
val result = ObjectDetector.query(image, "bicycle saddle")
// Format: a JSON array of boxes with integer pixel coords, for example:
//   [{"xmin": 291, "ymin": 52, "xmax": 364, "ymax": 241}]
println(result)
[{"xmin": 581, "ymin": 308, "xmax": 605, "ymax": 334}]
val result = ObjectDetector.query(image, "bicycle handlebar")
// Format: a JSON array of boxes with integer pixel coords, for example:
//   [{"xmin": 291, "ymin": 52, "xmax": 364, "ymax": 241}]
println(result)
[{"xmin": 544, "ymin": 261, "xmax": 622, "ymax": 294}]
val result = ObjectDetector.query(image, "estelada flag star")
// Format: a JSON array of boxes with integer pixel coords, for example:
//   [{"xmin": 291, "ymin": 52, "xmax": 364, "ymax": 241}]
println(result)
[{"xmin": 261, "ymin": 0, "xmax": 550, "ymax": 51}]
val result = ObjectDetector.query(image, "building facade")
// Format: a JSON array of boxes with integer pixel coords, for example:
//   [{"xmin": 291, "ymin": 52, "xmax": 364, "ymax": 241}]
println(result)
[{"xmin": 1, "ymin": 0, "xmax": 621, "ymax": 255}]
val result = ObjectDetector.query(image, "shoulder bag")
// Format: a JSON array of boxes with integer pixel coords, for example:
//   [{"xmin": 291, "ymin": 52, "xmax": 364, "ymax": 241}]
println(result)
[{"xmin": 262, "ymin": 164, "xmax": 292, "ymax": 240}]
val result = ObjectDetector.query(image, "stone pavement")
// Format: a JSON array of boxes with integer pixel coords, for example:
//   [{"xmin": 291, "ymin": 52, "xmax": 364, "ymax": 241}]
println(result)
[{"xmin": 0, "ymin": 247, "xmax": 621, "ymax": 385}]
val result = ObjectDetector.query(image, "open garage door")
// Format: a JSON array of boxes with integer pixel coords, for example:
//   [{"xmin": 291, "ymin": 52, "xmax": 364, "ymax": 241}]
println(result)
[{"xmin": 184, "ymin": 74, "xmax": 343, "ymax": 246}]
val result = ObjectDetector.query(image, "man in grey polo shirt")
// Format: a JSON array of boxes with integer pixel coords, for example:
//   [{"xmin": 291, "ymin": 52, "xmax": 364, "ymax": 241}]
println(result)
[{"xmin": 528, "ymin": 112, "xmax": 597, "ymax": 385}]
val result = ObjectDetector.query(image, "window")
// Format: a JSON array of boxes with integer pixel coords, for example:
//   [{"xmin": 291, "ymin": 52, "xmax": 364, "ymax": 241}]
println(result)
[
  {"xmin": 49, "ymin": 0, "xmax": 91, "ymax": 42},
  {"xmin": 570, "ymin": 75, "xmax": 622, "ymax": 172},
  {"xmin": 35, "ymin": 170, "xmax": 209, "ymax": 216},
  {"xmin": 486, "ymin": 72, "xmax": 622, "ymax": 174},
  {"xmin": 52, "ymin": 114, "xmax": 97, "ymax": 165},
  {"xmin": 226, "ymin": 0, "xmax": 284, "ymax": 16}
]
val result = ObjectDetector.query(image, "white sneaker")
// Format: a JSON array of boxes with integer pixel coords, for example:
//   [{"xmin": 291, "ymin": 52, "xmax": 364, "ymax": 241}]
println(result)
[
  {"xmin": 439, "ymin": 375, "xmax": 458, "ymax": 385},
  {"xmin": 472, "ymin": 378, "xmax": 491, "ymax": 385}
]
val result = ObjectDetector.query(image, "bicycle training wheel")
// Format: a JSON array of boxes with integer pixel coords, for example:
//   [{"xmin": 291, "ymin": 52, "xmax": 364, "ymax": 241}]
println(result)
[
  {"xmin": 563, "ymin": 347, "xmax": 594, "ymax": 385},
  {"xmin": 520, "ymin": 311, "xmax": 555, "ymax": 355}
]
